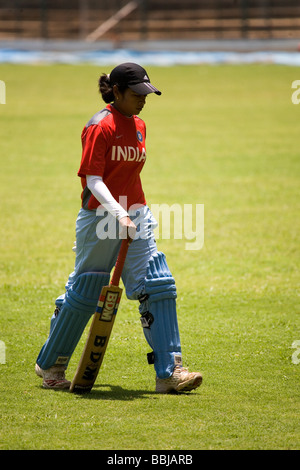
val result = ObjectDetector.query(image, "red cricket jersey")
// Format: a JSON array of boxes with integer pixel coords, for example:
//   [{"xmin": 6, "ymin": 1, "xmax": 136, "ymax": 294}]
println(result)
[{"xmin": 78, "ymin": 104, "xmax": 147, "ymax": 211}]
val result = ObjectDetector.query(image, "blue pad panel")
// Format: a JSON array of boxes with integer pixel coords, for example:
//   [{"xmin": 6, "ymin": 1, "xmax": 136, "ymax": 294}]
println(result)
[
  {"xmin": 140, "ymin": 252, "xmax": 182, "ymax": 379},
  {"xmin": 37, "ymin": 272, "xmax": 110, "ymax": 370}
]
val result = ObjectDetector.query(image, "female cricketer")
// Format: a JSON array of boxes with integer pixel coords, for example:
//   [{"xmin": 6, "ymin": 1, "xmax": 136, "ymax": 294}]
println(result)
[{"xmin": 35, "ymin": 63, "xmax": 202, "ymax": 393}]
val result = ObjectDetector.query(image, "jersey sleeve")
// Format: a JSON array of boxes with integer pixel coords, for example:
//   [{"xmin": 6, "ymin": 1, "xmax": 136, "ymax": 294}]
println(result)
[{"xmin": 78, "ymin": 124, "xmax": 109, "ymax": 178}]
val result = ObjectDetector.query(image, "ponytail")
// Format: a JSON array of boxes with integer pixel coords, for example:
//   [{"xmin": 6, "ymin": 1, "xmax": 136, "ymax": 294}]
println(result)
[
  {"xmin": 98, "ymin": 73, "xmax": 128, "ymax": 103},
  {"xmin": 98, "ymin": 73, "xmax": 114, "ymax": 103}
]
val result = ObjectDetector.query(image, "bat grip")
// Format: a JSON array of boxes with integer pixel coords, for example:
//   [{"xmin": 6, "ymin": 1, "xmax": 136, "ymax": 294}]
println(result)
[{"xmin": 110, "ymin": 239, "xmax": 130, "ymax": 287}]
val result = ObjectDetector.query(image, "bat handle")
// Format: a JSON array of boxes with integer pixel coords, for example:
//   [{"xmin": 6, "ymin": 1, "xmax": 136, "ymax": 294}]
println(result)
[{"xmin": 110, "ymin": 238, "xmax": 130, "ymax": 287}]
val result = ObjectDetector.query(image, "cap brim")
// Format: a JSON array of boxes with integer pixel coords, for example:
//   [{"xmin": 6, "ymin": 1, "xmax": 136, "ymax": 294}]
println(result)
[{"xmin": 129, "ymin": 82, "xmax": 162, "ymax": 96}]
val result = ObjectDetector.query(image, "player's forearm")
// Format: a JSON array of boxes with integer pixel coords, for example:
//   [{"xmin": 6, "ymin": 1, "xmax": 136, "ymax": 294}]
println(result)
[{"xmin": 86, "ymin": 175, "xmax": 128, "ymax": 220}]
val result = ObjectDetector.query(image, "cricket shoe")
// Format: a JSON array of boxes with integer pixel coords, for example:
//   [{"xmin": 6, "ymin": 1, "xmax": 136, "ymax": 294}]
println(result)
[
  {"xmin": 35, "ymin": 364, "xmax": 71, "ymax": 390},
  {"xmin": 156, "ymin": 366, "xmax": 202, "ymax": 393}
]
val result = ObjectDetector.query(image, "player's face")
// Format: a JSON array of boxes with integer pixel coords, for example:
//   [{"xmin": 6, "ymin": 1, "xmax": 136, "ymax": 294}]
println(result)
[{"xmin": 114, "ymin": 88, "xmax": 147, "ymax": 117}]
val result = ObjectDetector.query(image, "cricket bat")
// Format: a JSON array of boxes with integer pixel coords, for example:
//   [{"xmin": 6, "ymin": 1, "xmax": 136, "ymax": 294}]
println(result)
[{"xmin": 70, "ymin": 239, "xmax": 130, "ymax": 393}]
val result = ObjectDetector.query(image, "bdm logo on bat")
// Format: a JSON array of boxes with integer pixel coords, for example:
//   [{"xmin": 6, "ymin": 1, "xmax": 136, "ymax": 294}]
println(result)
[{"xmin": 98, "ymin": 291, "xmax": 119, "ymax": 322}]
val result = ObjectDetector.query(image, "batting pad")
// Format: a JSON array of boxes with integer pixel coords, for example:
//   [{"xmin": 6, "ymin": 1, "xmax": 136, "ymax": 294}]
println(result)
[
  {"xmin": 37, "ymin": 272, "xmax": 110, "ymax": 370},
  {"xmin": 140, "ymin": 252, "xmax": 182, "ymax": 379}
]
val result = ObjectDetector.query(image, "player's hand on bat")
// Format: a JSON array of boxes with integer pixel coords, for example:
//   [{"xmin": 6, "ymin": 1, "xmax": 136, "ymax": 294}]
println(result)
[{"xmin": 119, "ymin": 216, "xmax": 137, "ymax": 242}]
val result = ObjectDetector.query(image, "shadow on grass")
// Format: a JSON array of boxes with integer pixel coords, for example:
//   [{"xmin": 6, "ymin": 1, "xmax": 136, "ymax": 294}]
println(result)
[
  {"xmin": 72, "ymin": 383, "xmax": 159, "ymax": 401},
  {"xmin": 36, "ymin": 382, "xmax": 196, "ymax": 400}
]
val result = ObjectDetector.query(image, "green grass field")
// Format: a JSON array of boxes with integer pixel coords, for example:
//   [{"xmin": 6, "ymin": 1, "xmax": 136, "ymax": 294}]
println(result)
[{"xmin": 0, "ymin": 63, "xmax": 299, "ymax": 450}]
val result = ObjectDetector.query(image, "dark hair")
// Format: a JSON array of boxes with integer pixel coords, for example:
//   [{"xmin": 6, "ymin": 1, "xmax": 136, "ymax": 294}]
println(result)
[{"xmin": 98, "ymin": 73, "xmax": 128, "ymax": 103}]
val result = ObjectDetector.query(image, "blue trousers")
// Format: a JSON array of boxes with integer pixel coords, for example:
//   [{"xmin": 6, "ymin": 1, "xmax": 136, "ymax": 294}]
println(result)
[
  {"xmin": 66, "ymin": 206, "xmax": 158, "ymax": 299},
  {"xmin": 37, "ymin": 206, "xmax": 181, "ymax": 378}
]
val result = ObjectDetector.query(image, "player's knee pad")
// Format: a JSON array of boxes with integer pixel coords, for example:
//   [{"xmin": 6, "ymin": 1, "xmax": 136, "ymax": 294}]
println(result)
[
  {"xmin": 139, "ymin": 252, "xmax": 182, "ymax": 379},
  {"xmin": 37, "ymin": 272, "xmax": 110, "ymax": 370}
]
